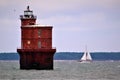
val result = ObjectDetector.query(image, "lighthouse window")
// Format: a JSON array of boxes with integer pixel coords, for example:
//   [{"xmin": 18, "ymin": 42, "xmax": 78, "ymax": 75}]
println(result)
[
  {"xmin": 24, "ymin": 11, "xmax": 33, "ymax": 15},
  {"xmin": 38, "ymin": 41, "xmax": 41, "ymax": 48},
  {"xmin": 38, "ymin": 29, "xmax": 41, "ymax": 37}
]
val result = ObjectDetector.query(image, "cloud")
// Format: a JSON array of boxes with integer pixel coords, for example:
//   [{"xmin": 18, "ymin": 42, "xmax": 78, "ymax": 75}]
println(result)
[
  {"xmin": 1, "ymin": 0, "xmax": 120, "ymax": 12},
  {"xmin": 0, "ymin": 18, "xmax": 20, "ymax": 52},
  {"xmin": 32, "ymin": 0, "xmax": 120, "ymax": 9},
  {"xmin": 38, "ymin": 11, "xmax": 108, "ymax": 32},
  {"xmin": 0, "ymin": 0, "xmax": 120, "ymax": 52}
]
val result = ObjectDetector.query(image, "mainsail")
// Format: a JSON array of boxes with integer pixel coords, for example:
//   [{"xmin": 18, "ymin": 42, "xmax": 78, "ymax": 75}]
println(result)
[{"xmin": 80, "ymin": 46, "xmax": 92, "ymax": 62}]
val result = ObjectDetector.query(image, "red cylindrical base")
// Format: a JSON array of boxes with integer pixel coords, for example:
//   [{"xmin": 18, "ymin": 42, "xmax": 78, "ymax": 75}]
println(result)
[{"xmin": 17, "ymin": 48, "xmax": 56, "ymax": 70}]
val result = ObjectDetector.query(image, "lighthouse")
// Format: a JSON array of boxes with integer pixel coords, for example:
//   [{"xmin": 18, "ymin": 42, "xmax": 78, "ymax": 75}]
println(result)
[{"xmin": 17, "ymin": 6, "xmax": 56, "ymax": 70}]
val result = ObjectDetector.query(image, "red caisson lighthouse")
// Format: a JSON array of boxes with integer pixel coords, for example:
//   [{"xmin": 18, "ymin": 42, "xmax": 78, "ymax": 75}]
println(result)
[{"xmin": 17, "ymin": 6, "xmax": 56, "ymax": 70}]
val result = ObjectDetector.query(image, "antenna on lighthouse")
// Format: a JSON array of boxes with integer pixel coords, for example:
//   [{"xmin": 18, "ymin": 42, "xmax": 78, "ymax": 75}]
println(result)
[{"xmin": 27, "ymin": 6, "xmax": 30, "ymax": 11}]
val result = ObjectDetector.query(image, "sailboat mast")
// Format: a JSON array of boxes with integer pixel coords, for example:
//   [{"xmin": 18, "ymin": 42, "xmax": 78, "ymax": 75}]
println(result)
[
  {"xmin": 85, "ymin": 45, "xmax": 87, "ymax": 52},
  {"xmin": 85, "ymin": 45, "xmax": 87, "ymax": 60}
]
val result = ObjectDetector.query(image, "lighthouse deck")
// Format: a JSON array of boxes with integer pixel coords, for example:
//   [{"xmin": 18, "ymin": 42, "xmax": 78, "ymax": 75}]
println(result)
[{"xmin": 17, "ymin": 48, "xmax": 56, "ymax": 53}]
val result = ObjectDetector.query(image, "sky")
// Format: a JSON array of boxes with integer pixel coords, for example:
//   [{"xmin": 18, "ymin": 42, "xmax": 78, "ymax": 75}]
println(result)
[{"xmin": 0, "ymin": 0, "xmax": 120, "ymax": 52}]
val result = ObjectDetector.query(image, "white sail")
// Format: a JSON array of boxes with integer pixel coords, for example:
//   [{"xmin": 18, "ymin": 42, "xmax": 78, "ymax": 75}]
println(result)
[
  {"xmin": 86, "ymin": 52, "xmax": 92, "ymax": 60},
  {"xmin": 81, "ymin": 51, "xmax": 87, "ymax": 61},
  {"xmin": 80, "ymin": 46, "xmax": 92, "ymax": 62}
]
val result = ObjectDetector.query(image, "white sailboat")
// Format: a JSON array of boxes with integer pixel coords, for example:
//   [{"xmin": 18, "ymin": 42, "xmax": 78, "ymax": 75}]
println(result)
[{"xmin": 80, "ymin": 46, "xmax": 92, "ymax": 62}]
